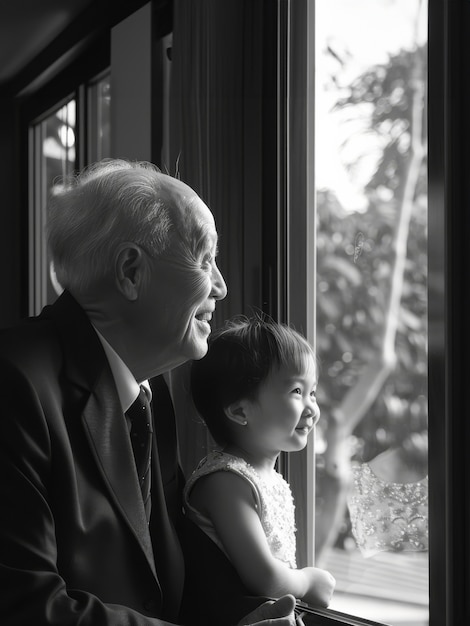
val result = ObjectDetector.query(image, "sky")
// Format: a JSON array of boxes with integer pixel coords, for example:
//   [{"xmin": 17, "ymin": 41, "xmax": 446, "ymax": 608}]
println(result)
[{"xmin": 315, "ymin": 0, "xmax": 428, "ymax": 211}]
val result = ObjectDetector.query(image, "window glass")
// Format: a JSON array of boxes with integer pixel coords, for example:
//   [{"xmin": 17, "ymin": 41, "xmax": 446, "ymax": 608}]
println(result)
[
  {"xmin": 314, "ymin": 1, "xmax": 428, "ymax": 624},
  {"xmin": 87, "ymin": 72, "xmax": 111, "ymax": 162},
  {"xmin": 42, "ymin": 99, "xmax": 77, "ymax": 177},
  {"xmin": 29, "ymin": 97, "xmax": 76, "ymax": 313},
  {"xmin": 29, "ymin": 71, "xmax": 111, "ymax": 313}
]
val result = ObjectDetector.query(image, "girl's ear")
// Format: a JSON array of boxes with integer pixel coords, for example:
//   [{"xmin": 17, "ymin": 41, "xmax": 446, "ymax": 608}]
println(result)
[{"xmin": 225, "ymin": 401, "xmax": 249, "ymax": 426}]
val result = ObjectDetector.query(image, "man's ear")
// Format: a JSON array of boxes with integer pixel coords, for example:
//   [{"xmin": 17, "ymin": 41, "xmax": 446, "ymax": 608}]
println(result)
[
  {"xmin": 225, "ymin": 401, "xmax": 249, "ymax": 426},
  {"xmin": 115, "ymin": 244, "xmax": 145, "ymax": 301}
]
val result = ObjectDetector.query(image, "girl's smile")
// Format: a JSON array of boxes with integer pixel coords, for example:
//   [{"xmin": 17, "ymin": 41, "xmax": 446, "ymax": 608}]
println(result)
[{"xmin": 229, "ymin": 357, "xmax": 320, "ymax": 468}]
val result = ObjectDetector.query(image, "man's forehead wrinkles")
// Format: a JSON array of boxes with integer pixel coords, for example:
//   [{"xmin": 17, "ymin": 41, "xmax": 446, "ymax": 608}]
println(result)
[
  {"xmin": 191, "ymin": 214, "xmax": 217, "ymax": 244},
  {"xmin": 194, "ymin": 231, "xmax": 217, "ymax": 259},
  {"xmin": 170, "ymin": 194, "xmax": 218, "ymax": 258},
  {"xmin": 205, "ymin": 231, "xmax": 218, "ymax": 248}
]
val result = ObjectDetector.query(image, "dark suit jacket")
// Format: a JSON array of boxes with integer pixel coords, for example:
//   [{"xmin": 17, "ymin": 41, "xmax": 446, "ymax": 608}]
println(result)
[
  {"xmin": 179, "ymin": 515, "xmax": 268, "ymax": 626},
  {"xmin": 0, "ymin": 291, "xmax": 185, "ymax": 625}
]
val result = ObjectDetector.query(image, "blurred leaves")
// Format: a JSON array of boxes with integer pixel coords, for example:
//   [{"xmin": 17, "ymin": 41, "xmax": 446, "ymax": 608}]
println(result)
[{"xmin": 316, "ymin": 44, "xmax": 428, "ymax": 464}]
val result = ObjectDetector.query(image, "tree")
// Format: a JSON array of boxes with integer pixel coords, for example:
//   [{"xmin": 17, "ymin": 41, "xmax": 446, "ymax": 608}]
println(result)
[{"xmin": 314, "ymin": 41, "xmax": 428, "ymax": 561}]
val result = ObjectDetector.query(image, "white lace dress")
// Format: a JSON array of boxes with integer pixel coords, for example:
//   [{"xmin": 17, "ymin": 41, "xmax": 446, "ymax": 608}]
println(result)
[{"xmin": 183, "ymin": 450, "xmax": 297, "ymax": 568}]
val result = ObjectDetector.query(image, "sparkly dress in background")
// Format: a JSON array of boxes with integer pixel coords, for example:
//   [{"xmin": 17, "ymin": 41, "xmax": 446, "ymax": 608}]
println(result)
[{"xmin": 347, "ymin": 462, "xmax": 428, "ymax": 558}]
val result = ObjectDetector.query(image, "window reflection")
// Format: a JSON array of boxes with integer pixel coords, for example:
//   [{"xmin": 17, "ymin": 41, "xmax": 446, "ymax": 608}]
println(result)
[
  {"xmin": 43, "ymin": 99, "xmax": 76, "ymax": 186},
  {"xmin": 29, "ymin": 97, "xmax": 76, "ymax": 313},
  {"xmin": 314, "ymin": 1, "xmax": 428, "ymax": 624},
  {"xmin": 87, "ymin": 72, "xmax": 111, "ymax": 162},
  {"xmin": 29, "ymin": 72, "xmax": 111, "ymax": 313},
  {"xmin": 44, "ymin": 99, "xmax": 76, "ymax": 304},
  {"xmin": 42, "ymin": 99, "xmax": 76, "ymax": 170}
]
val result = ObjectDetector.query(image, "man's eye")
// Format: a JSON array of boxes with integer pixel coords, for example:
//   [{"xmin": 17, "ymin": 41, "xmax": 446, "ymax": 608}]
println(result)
[{"xmin": 201, "ymin": 255, "xmax": 213, "ymax": 270}]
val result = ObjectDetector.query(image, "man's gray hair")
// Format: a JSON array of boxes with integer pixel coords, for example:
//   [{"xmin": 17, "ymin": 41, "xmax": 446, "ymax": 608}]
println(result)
[{"xmin": 47, "ymin": 159, "xmax": 175, "ymax": 292}]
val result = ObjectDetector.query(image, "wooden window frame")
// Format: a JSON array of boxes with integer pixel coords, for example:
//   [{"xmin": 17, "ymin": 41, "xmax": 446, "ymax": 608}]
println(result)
[{"xmin": 278, "ymin": 0, "xmax": 470, "ymax": 624}]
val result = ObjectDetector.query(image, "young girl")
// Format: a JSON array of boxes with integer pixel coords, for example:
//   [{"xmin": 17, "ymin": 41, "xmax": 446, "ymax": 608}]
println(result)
[{"xmin": 181, "ymin": 316, "xmax": 335, "ymax": 621}]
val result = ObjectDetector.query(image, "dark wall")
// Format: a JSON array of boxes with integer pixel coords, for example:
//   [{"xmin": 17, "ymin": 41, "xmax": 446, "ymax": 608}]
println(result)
[{"xmin": 0, "ymin": 96, "xmax": 23, "ymax": 326}]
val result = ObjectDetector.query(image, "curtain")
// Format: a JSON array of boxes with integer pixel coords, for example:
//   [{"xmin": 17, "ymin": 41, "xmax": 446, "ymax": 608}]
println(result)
[
  {"xmin": 168, "ymin": 0, "xmax": 266, "ymax": 474},
  {"xmin": 170, "ymin": 0, "xmax": 265, "ymax": 323}
]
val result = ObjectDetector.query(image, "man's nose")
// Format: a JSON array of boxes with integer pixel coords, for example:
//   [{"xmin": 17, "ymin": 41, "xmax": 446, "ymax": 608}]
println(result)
[{"xmin": 211, "ymin": 263, "xmax": 228, "ymax": 301}]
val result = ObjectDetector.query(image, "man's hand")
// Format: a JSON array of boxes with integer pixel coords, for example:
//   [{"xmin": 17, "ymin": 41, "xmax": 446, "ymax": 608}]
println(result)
[{"xmin": 238, "ymin": 594, "xmax": 302, "ymax": 626}]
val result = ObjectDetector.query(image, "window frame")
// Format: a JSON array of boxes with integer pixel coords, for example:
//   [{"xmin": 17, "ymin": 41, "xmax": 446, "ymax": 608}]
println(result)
[
  {"xmin": 282, "ymin": 0, "xmax": 317, "ymax": 569},
  {"xmin": 28, "ymin": 91, "xmax": 78, "ymax": 315},
  {"xmin": 14, "ymin": 0, "xmax": 170, "ymax": 319},
  {"xmin": 428, "ymin": 0, "xmax": 470, "ymax": 624},
  {"xmin": 18, "ymin": 36, "xmax": 110, "ymax": 316},
  {"xmin": 27, "ymin": 70, "xmax": 113, "ymax": 315},
  {"xmin": 281, "ymin": 0, "xmax": 470, "ymax": 624}
]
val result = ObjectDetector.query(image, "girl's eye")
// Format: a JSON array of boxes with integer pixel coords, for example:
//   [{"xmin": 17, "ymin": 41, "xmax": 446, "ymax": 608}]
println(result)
[
  {"xmin": 292, "ymin": 388, "xmax": 302, "ymax": 395},
  {"xmin": 310, "ymin": 390, "xmax": 317, "ymax": 399}
]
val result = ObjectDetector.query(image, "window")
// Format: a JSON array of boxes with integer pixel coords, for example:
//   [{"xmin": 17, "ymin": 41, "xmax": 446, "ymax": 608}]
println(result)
[
  {"xmin": 166, "ymin": 2, "xmax": 454, "ymax": 622},
  {"xmin": 87, "ymin": 71, "xmax": 112, "ymax": 164},
  {"xmin": 280, "ymin": 0, "xmax": 439, "ymax": 623},
  {"xmin": 28, "ymin": 72, "xmax": 111, "ymax": 314},
  {"xmin": 29, "ymin": 96, "xmax": 76, "ymax": 313},
  {"xmin": 281, "ymin": 0, "xmax": 470, "ymax": 622},
  {"xmin": 313, "ymin": 1, "xmax": 428, "ymax": 624}
]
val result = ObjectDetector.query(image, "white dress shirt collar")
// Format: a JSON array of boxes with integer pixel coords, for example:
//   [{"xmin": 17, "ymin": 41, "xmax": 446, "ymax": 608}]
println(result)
[{"xmin": 93, "ymin": 328, "xmax": 151, "ymax": 413}]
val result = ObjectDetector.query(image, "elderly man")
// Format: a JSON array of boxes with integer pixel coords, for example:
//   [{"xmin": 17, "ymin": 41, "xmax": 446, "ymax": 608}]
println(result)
[{"xmin": 0, "ymin": 160, "xmax": 298, "ymax": 625}]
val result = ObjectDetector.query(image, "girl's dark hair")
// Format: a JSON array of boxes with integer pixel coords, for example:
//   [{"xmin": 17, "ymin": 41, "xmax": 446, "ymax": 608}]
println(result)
[{"xmin": 190, "ymin": 314, "xmax": 316, "ymax": 446}]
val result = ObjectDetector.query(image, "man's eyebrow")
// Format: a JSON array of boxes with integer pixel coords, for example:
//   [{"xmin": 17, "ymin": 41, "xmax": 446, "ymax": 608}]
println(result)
[
  {"xmin": 205, "ymin": 232, "xmax": 218, "ymax": 249},
  {"xmin": 192, "ymin": 228, "xmax": 218, "ymax": 258},
  {"xmin": 209, "ymin": 237, "xmax": 219, "ymax": 254}
]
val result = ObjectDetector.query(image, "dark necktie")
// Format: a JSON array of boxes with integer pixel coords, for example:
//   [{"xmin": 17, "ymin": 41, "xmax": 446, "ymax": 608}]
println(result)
[{"xmin": 126, "ymin": 385, "xmax": 153, "ymax": 521}]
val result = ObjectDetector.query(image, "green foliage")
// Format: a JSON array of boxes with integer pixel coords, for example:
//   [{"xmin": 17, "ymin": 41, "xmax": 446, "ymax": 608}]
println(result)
[{"xmin": 316, "ymin": 46, "xmax": 428, "ymax": 463}]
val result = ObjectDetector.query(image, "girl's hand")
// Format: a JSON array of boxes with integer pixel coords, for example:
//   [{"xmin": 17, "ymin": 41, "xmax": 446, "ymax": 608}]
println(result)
[{"xmin": 302, "ymin": 567, "xmax": 336, "ymax": 607}]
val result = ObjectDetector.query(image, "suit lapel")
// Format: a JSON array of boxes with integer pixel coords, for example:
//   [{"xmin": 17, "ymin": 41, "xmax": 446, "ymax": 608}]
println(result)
[
  {"xmin": 81, "ymin": 369, "xmax": 158, "ymax": 581},
  {"xmin": 46, "ymin": 291, "xmax": 159, "ymax": 582}
]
